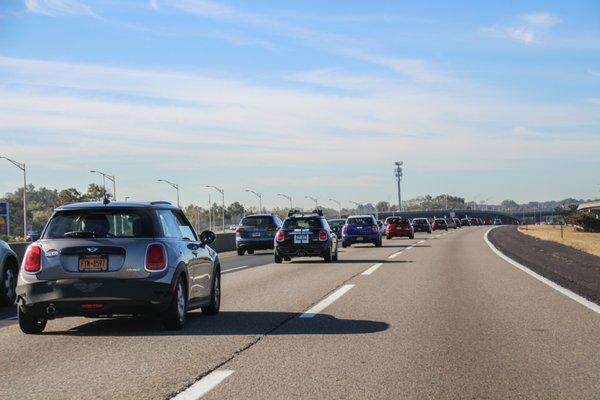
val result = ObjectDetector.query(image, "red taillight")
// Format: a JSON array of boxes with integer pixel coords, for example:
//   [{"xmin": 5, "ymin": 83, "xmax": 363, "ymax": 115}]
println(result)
[
  {"xmin": 24, "ymin": 244, "xmax": 42, "ymax": 273},
  {"xmin": 81, "ymin": 303, "xmax": 103, "ymax": 310},
  {"xmin": 342, "ymin": 225, "xmax": 348, "ymax": 234},
  {"xmin": 275, "ymin": 230, "xmax": 284, "ymax": 241},
  {"xmin": 146, "ymin": 244, "xmax": 166, "ymax": 271},
  {"xmin": 319, "ymin": 230, "xmax": 327, "ymax": 241},
  {"xmin": 371, "ymin": 225, "xmax": 378, "ymax": 233},
  {"xmin": 236, "ymin": 227, "xmax": 245, "ymax": 233}
]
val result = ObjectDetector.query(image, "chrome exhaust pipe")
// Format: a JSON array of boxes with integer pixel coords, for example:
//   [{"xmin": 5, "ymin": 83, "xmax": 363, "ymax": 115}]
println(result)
[{"xmin": 46, "ymin": 305, "xmax": 56, "ymax": 316}]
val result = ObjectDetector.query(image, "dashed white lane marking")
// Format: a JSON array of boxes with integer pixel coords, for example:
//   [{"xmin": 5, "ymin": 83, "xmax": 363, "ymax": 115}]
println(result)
[
  {"xmin": 300, "ymin": 284, "xmax": 355, "ymax": 318},
  {"xmin": 171, "ymin": 370, "xmax": 234, "ymax": 400},
  {"xmin": 484, "ymin": 227, "xmax": 600, "ymax": 315},
  {"xmin": 417, "ymin": 240, "xmax": 425, "ymax": 244},
  {"xmin": 405, "ymin": 246, "xmax": 414, "ymax": 250},
  {"xmin": 435, "ymin": 234, "xmax": 442, "ymax": 238},
  {"xmin": 0, "ymin": 316, "xmax": 17, "ymax": 321},
  {"xmin": 223, "ymin": 265, "xmax": 250, "ymax": 274},
  {"xmin": 388, "ymin": 251, "xmax": 402, "ymax": 259},
  {"xmin": 362, "ymin": 263, "xmax": 383, "ymax": 276}
]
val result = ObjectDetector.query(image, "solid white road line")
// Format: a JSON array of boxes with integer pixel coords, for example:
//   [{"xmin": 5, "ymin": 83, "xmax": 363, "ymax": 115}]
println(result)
[
  {"xmin": 362, "ymin": 263, "xmax": 383, "ymax": 276},
  {"xmin": 484, "ymin": 227, "xmax": 600, "ymax": 315},
  {"xmin": 223, "ymin": 265, "xmax": 250, "ymax": 274},
  {"xmin": 299, "ymin": 284, "xmax": 355, "ymax": 318},
  {"xmin": 171, "ymin": 370, "xmax": 234, "ymax": 400},
  {"xmin": 388, "ymin": 251, "xmax": 402, "ymax": 259}
]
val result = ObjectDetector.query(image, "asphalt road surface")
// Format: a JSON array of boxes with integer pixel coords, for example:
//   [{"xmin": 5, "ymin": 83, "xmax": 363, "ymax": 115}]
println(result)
[{"xmin": 1, "ymin": 227, "xmax": 599, "ymax": 399}]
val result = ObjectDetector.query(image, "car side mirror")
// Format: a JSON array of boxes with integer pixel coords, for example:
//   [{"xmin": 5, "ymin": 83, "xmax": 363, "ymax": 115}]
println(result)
[{"xmin": 199, "ymin": 230, "xmax": 216, "ymax": 245}]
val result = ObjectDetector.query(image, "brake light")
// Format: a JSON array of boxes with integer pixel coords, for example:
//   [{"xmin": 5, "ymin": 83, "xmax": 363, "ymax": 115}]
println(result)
[
  {"xmin": 146, "ymin": 244, "xmax": 166, "ymax": 271},
  {"xmin": 24, "ymin": 244, "xmax": 42, "ymax": 273},
  {"xmin": 275, "ymin": 230, "xmax": 284, "ymax": 241},
  {"xmin": 319, "ymin": 230, "xmax": 327, "ymax": 241},
  {"xmin": 81, "ymin": 303, "xmax": 103, "ymax": 310},
  {"xmin": 371, "ymin": 225, "xmax": 378, "ymax": 233},
  {"xmin": 236, "ymin": 227, "xmax": 245, "ymax": 233},
  {"xmin": 342, "ymin": 225, "xmax": 348, "ymax": 234}
]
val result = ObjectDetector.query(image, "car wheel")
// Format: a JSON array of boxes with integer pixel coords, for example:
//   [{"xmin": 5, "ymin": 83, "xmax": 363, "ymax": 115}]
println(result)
[
  {"xmin": 283, "ymin": 257, "xmax": 291, "ymax": 261},
  {"xmin": 0, "ymin": 260, "xmax": 17, "ymax": 306},
  {"xmin": 386, "ymin": 235, "xmax": 391, "ymax": 240},
  {"xmin": 237, "ymin": 249, "xmax": 245, "ymax": 256},
  {"xmin": 409, "ymin": 234, "xmax": 414, "ymax": 239},
  {"xmin": 18, "ymin": 307, "xmax": 47, "ymax": 334},
  {"xmin": 323, "ymin": 247, "xmax": 332, "ymax": 262},
  {"xmin": 342, "ymin": 242, "xmax": 348, "ymax": 248},
  {"xmin": 274, "ymin": 254, "xmax": 283, "ymax": 264},
  {"xmin": 162, "ymin": 277, "xmax": 186, "ymax": 330},
  {"xmin": 202, "ymin": 269, "xmax": 221, "ymax": 316},
  {"xmin": 247, "ymin": 250, "xmax": 255, "ymax": 255},
  {"xmin": 332, "ymin": 246, "xmax": 338, "ymax": 261}
]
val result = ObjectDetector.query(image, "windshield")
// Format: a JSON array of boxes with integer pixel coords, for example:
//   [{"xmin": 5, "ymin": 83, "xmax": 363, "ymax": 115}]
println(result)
[
  {"xmin": 283, "ymin": 218, "xmax": 323, "ymax": 229},
  {"xmin": 347, "ymin": 217, "xmax": 374, "ymax": 225},
  {"xmin": 44, "ymin": 209, "xmax": 154, "ymax": 239},
  {"xmin": 328, "ymin": 219, "xmax": 345, "ymax": 228},
  {"xmin": 241, "ymin": 216, "xmax": 273, "ymax": 227}
]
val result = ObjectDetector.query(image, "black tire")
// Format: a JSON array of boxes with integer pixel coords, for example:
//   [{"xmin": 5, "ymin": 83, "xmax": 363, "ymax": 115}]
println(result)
[
  {"xmin": 237, "ymin": 249, "xmax": 245, "ymax": 256},
  {"xmin": 445, "ymin": 228, "xmax": 448, "ymax": 231},
  {"xmin": 202, "ymin": 269, "xmax": 221, "ymax": 316},
  {"xmin": 0, "ymin": 260, "xmax": 17, "ymax": 306},
  {"xmin": 283, "ymin": 257, "xmax": 291, "ymax": 261},
  {"xmin": 332, "ymin": 246, "xmax": 338, "ymax": 261},
  {"xmin": 386, "ymin": 235, "xmax": 391, "ymax": 240},
  {"xmin": 274, "ymin": 254, "xmax": 283, "ymax": 264},
  {"xmin": 428, "ymin": 230, "xmax": 432, "ymax": 234},
  {"xmin": 375, "ymin": 238, "xmax": 382, "ymax": 247},
  {"xmin": 162, "ymin": 277, "xmax": 187, "ymax": 330},
  {"xmin": 409, "ymin": 234, "xmax": 414, "ymax": 240},
  {"xmin": 323, "ymin": 247, "xmax": 332, "ymax": 263},
  {"xmin": 18, "ymin": 307, "xmax": 47, "ymax": 334},
  {"xmin": 342, "ymin": 242, "xmax": 348, "ymax": 248},
  {"xmin": 247, "ymin": 250, "xmax": 255, "ymax": 255}
]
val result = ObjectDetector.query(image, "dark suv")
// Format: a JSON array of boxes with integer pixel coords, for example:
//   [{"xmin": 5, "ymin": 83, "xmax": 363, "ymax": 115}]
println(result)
[
  {"xmin": 16, "ymin": 201, "xmax": 220, "ymax": 334},
  {"xmin": 274, "ymin": 210, "xmax": 338, "ymax": 263},
  {"xmin": 235, "ymin": 214, "xmax": 283, "ymax": 255}
]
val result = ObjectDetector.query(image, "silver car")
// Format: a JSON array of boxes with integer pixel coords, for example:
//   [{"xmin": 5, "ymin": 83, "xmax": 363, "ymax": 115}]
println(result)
[
  {"xmin": 16, "ymin": 201, "xmax": 221, "ymax": 334},
  {"xmin": 0, "ymin": 240, "xmax": 19, "ymax": 306}
]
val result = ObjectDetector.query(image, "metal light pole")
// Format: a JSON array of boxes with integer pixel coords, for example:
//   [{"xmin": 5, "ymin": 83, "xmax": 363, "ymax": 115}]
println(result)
[
  {"xmin": 1, "ymin": 156, "xmax": 27, "ymax": 237},
  {"xmin": 158, "ymin": 179, "xmax": 180, "ymax": 208},
  {"xmin": 350, "ymin": 201, "xmax": 361, "ymax": 214},
  {"xmin": 277, "ymin": 193, "xmax": 293, "ymax": 210},
  {"xmin": 206, "ymin": 185, "xmax": 225, "ymax": 232},
  {"xmin": 305, "ymin": 196, "xmax": 318, "ymax": 209},
  {"xmin": 90, "ymin": 170, "xmax": 116, "ymax": 200},
  {"xmin": 245, "ymin": 189, "xmax": 263, "ymax": 213},
  {"xmin": 329, "ymin": 199, "xmax": 342, "ymax": 218},
  {"xmin": 394, "ymin": 161, "xmax": 403, "ymax": 212}
]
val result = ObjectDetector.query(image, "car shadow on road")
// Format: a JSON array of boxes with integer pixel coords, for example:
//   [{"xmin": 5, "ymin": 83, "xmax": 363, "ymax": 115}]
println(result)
[{"xmin": 40, "ymin": 311, "xmax": 389, "ymax": 337}]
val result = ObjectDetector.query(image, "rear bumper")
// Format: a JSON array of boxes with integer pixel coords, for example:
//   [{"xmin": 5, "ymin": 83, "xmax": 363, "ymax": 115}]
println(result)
[
  {"xmin": 275, "ymin": 243, "xmax": 329, "ymax": 257},
  {"xmin": 16, "ymin": 278, "xmax": 173, "ymax": 318},
  {"xmin": 342, "ymin": 234, "xmax": 379, "ymax": 244},
  {"xmin": 413, "ymin": 227, "xmax": 430, "ymax": 232},
  {"xmin": 236, "ymin": 237, "xmax": 274, "ymax": 250},
  {"xmin": 386, "ymin": 230, "xmax": 412, "ymax": 237}
]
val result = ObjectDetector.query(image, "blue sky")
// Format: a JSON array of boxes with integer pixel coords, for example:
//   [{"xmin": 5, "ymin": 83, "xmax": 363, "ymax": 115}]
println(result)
[{"xmin": 0, "ymin": 0, "xmax": 599, "ymax": 209}]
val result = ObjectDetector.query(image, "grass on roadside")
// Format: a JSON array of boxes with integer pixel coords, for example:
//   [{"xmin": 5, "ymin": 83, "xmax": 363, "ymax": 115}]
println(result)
[{"xmin": 519, "ymin": 225, "xmax": 600, "ymax": 258}]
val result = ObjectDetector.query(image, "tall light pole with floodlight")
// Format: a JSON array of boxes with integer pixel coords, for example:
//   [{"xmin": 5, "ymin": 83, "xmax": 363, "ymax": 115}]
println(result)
[
  {"xmin": 305, "ymin": 196, "xmax": 318, "ymax": 209},
  {"xmin": 394, "ymin": 161, "xmax": 403, "ymax": 212},
  {"xmin": 328, "ymin": 198, "xmax": 342, "ymax": 218},
  {"xmin": 245, "ymin": 189, "xmax": 263, "ymax": 213},
  {"xmin": 158, "ymin": 179, "xmax": 180, "ymax": 208},
  {"xmin": 205, "ymin": 185, "xmax": 225, "ymax": 232},
  {"xmin": 277, "ymin": 193, "xmax": 293, "ymax": 210},
  {"xmin": 90, "ymin": 170, "xmax": 116, "ymax": 200},
  {"xmin": 0, "ymin": 155, "xmax": 27, "ymax": 237}
]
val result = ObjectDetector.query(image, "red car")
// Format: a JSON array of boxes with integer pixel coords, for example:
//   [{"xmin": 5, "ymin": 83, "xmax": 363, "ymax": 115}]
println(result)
[
  {"xmin": 385, "ymin": 217, "xmax": 414, "ymax": 239},
  {"xmin": 432, "ymin": 218, "xmax": 448, "ymax": 231}
]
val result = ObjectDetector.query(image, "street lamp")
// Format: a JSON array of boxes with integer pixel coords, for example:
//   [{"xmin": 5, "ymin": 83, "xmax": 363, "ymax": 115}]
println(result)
[
  {"xmin": 277, "ymin": 193, "xmax": 293, "ymax": 210},
  {"xmin": 245, "ymin": 189, "xmax": 263, "ymax": 213},
  {"xmin": 158, "ymin": 179, "xmax": 180, "ymax": 208},
  {"xmin": 328, "ymin": 198, "xmax": 342, "ymax": 218},
  {"xmin": 90, "ymin": 170, "xmax": 116, "ymax": 200},
  {"xmin": 0, "ymin": 156, "xmax": 27, "ymax": 237},
  {"xmin": 394, "ymin": 161, "xmax": 403, "ymax": 212},
  {"xmin": 305, "ymin": 196, "xmax": 318, "ymax": 209},
  {"xmin": 206, "ymin": 185, "xmax": 225, "ymax": 232},
  {"xmin": 350, "ymin": 200, "xmax": 362, "ymax": 213}
]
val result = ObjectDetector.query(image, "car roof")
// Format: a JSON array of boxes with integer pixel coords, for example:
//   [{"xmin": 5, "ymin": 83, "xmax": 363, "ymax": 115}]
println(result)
[
  {"xmin": 55, "ymin": 201, "xmax": 179, "ymax": 211},
  {"xmin": 347, "ymin": 215, "xmax": 375, "ymax": 218},
  {"xmin": 243, "ymin": 214, "xmax": 274, "ymax": 218}
]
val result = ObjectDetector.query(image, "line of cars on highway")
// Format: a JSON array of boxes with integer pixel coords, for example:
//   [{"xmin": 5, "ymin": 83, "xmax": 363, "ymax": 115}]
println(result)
[{"xmin": 3, "ymin": 200, "xmax": 502, "ymax": 334}]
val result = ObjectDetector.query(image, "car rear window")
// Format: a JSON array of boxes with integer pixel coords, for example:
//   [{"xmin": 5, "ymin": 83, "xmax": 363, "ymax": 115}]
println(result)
[
  {"xmin": 44, "ymin": 209, "xmax": 154, "ymax": 239},
  {"xmin": 283, "ymin": 218, "xmax": 323, "ymax": 229},
  {"xmin": 347, "ymin": 217, "xmax": 374, "ymax": 225},
  {"xmin": 387, "ymin": 218, "xmax": 409, "ymax": 225},
  {"xmin": 328, "ymin": 219, "xmax": 345, "ymax": 227},
  {"xmin": 413, "ymin": 219, "xmax": 427, "ymax": 224},
  {"xmin": 241, "ymin": 216, "xmax": 273, "ymax": 227}
]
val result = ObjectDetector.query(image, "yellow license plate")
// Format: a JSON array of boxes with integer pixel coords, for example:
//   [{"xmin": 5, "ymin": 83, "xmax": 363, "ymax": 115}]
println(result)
[{"xmin": 78, "ymin": 255, "xmax": 108, "ymax": 272}]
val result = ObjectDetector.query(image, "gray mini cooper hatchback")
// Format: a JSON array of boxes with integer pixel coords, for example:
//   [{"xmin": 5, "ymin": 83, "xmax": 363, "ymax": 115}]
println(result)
[{"xmin": 16, "ymin": 201, "xmax": 220, "ymax": 334}]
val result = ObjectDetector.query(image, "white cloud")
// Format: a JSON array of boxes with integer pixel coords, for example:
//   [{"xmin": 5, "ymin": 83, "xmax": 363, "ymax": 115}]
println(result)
[
  {"xmin": 24, "ymin": 0, "xmax": 98, "ymax": 18},
  {"xmin": 487, "ymin": 12, "xmax": 561, "ymax": 45}
]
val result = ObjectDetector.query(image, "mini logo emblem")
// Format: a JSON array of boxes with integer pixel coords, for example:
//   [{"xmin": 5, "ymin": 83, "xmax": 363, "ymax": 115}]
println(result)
[
  {"xmin": 87, "ymin": 247, "xmax": 99, "ymax": 253},
  {"xmin": 46, "ymin": 250, "xmax": 59, "ymax": 257},
  {"xmin": 74, "ymin": 282, "xmax": 102, "ymax": 293}
]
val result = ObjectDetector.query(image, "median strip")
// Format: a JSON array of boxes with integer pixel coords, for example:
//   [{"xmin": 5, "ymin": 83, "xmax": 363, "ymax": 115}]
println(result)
[
  {"xmin": 299, "ymin": 284, "xmax": 355, "ymax": 318},
  {"xmin": 171, "ymin": 370, "xmax": 234, "ymax": 400},
  {"xmin": 361, "ymin": 263, "xmax": 383, "ymax": 276}
]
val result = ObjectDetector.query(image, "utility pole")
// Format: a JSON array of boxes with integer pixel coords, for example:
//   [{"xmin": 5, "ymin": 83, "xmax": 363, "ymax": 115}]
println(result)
[
  {"xmin": 394, "ymin": 161, "xmax": 403, "ymax": 212},
  {"xmin": 206, "ymin": 185, "xmax": 225, "ymax": 232},
  {"xmin": 277, "ymin": 193, "xmax": 293, "ymax": 210},
  {"xmin": 90, "ymin": 170, "xmax": 116, "ymax": 200},
  {"xmin": 328, "ymin": 199, "xmax": 342, "ymax": 218},
  {"xmin": 0, "ymin": 156, "xmax": 27, "ymax": 237}
]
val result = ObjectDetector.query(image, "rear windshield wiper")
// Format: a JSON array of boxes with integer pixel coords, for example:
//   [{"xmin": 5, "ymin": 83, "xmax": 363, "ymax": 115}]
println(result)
[{"xmin": 63, "ymin": 231, "xmax": 98, "ymax": 238}]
